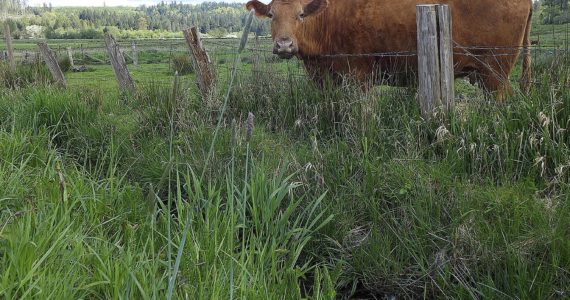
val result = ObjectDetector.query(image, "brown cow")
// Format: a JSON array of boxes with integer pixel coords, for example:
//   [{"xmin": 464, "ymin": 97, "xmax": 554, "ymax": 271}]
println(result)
[{"xmin": 246, "ymin": 0, "xmax": 533, "ymax": 100}]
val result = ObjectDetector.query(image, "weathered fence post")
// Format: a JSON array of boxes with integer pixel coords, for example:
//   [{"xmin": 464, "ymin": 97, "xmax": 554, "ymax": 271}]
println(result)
[
  {"xmin": 436, "ymin": 5, "xmax": 454, "ymax": 112},
  {"xmin": 104, "ymin": 32, "xmax": 135, "ymax": 92},
  {"xmin": 3, "ymin": 21, "xmax": 16, "ymax": 71},
  {"xmin": 183, "ymin": 27, "xmax": 215, "ymax": 99},
  {"xmin": 37, "ymin": 42, "xmax": 67, "ymax": 87},
  {"xmin": 131, "ymin": 41, "xmax": 138, "ymax": 68},
  {"xmin": 416, "ymin": 4, "xmax": 454, "ymax": 119},
  {"xmin": 66, "ymin": 47, "xmax": 75, "ymax": 68}
]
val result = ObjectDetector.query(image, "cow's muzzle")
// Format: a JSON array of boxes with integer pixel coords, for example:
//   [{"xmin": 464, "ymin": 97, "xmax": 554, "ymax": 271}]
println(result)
[{"xmin": 273, "ymin": 38, "xmax": 296, "ymax": 59}]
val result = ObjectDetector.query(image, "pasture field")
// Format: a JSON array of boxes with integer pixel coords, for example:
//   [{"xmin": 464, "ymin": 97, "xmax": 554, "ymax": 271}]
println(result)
[
  {"xmin": 530, "ymin": 21, "xmax": 570, "ymax": 48},
  {"xmin": 1, "ymin": 34, "xmax": 570, "ymax": 299},
  {"xmin": 2, "ymin": 37, "xmax": 295, "ymax": 92}
]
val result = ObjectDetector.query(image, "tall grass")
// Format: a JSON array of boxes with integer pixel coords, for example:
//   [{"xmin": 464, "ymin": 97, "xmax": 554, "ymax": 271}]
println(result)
[
  {"xmin": 0, "ymin": 66, "xmax": 334, "ymax": 298},
  {"xmin": 0, "ymin": 50, "xmax": 569, "ymax": 298},
  {"xmin": 0, "ymin": 60, "xmax": 53, "ymax": 89}
]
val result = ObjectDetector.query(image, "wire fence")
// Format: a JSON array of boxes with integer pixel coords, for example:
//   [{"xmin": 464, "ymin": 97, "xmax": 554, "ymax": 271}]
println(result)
[{"xmin": 2, "ymin": 34, "xmax": 570, "ymax": 91}]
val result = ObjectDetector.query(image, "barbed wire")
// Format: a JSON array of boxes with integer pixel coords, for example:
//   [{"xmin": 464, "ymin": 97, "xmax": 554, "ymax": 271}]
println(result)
[{"xmin": 9, "ymin": 38, "xmax": 570, "ymax": 58}]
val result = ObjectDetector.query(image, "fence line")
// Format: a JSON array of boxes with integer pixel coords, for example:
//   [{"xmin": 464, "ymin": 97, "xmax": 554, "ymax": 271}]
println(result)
[
  {"xmin": 8, "ymin": 38, "xmax": 570, "ymax": 61},
  {"xmin": 3, "ymin": 35, "xmax": 569, "ymax": 94},
  {"xmin": 7, "ymin": 44, "xmax": 570, "ymax": 66}
]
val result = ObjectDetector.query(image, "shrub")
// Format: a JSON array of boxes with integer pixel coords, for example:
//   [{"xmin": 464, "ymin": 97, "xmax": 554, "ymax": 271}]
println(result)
[
  {"xmin": 58, "ymin": 56, "xmax": 71, "ymax": 72},
  {"xmin": 171, "ymin": 55, "xmax": 193, "ymax": 75},
  {"xmin": 241, "ymin": 56, "xmax": 254, "ymax": 64},
  {"xmin": 0, "ymin": 62, "xmax": 53, "ymax": 89}
]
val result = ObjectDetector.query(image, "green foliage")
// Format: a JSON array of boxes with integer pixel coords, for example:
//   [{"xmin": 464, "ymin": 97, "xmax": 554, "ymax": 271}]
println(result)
[
  {"xmin": 209, "ymin": 27, "xmax": 229, "ymax": 38},
  {"xmin": 0, "ymin": 84, "xmax": 333, "ymax": 298},
  {"xmin": 45, "ymin": 28, "xmax": 104, "ymax": 39},
  {"xmin": 0, "ymin": 0, "xmax": 24, "ymax": 15},
  {"xmin": 170, "ymin": 54, "xmax": 193, "ymax": 76},
  {"xmin": 540, "ymin": 0, "xmax": 570, "ymax": 24},
  {"xmin": 0, "ymin": 40, "xmax": 569, "ymax": 299},
  {"xmin": 58, "ymin": 56, "xmax": 71, "ymax": 72},
  {"xmin": 7, "ymin": 3, "xmax": 270, "ymax": 40},
  {"xmin": 0, "ymin": 61, "xmax": 53, "ymax": 89}
]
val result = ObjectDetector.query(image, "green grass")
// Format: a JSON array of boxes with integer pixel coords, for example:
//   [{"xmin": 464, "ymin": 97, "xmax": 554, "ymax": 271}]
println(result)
[
  {"xmin": 0, "ymin": 39, "xmax": 569, "ymax": 299},
  {"xmin": 531, "ymin": 22, "xmax": 570, "ymax": 48},
  {"xmin": 2, "ymin": 37, "xmax": 289, "ymax": 94}
]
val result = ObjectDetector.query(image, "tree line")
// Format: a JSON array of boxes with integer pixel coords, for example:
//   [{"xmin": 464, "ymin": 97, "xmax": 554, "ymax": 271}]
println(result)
[
  {"xmin": 2, "ymin": 1, "xmax": 270, "ymax": 39},
  {"xmin": 538, "ymin": 0, "xmax": 570, "ymax": 24},
  {"xmin": 1, "ymin": 0, "xmax": 569, "ymax": 40},
  {"xmin": 1, "ymin": 0, "xmax": 25, "ymax": 17}
]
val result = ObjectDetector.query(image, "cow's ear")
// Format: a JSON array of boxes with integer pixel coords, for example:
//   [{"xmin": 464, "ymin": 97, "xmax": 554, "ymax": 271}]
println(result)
[
  {"xmin": 302, "ymin": 0, "xmax": 328, "ymax": 17},
  {"xmin": 246, "ymin": 1, "xmax": 271, "ymax": 18}
]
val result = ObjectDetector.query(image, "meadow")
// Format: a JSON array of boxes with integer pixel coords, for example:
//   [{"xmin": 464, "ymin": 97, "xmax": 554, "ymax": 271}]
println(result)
[{"xmin": 1, "ymin": 29, "xmax": 570, "ymax": 299}]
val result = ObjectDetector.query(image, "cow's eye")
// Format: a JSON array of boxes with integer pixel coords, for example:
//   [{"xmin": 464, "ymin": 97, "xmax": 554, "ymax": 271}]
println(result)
[
  {"xmin": 268, "ymin": 11, "xmax": 274, "ymax": 18},
  {"xmin": 299, "ymin": 12, "xmax": 305, "ymax": 19}
]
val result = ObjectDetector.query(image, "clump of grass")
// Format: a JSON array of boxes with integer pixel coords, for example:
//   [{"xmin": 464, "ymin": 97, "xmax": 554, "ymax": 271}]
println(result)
[
  {"xmin": 224, "ymin": 53, "xmax": 570, "ymax": 298},
  {"xmin": 58, "ymin": 56, "xmax": 72, "ymax": 72},
  {"xmin": 0, "ymin": 112, "xmax": 335, "ymax": 298},
  {"xmin": 0, "ymin": 61, "xmax": 53, "ymax": 89},
  {"xmin": 240, "ymin": 55, "xmax": 254, "ymax": 64},
  {"xmin": 171, "ymin": 54, "xmax": 193, "ymax": 75}
]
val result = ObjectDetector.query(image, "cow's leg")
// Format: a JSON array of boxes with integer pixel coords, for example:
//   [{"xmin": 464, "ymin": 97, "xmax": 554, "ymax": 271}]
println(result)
[
  {"xmin": 479, "ymin": 73, "xmax": 512, "ymax": 102},
  {"xmin": 306, "ymin": 65, "xmax": 326, "ymax": 88},
  {"xmin": 480, "ymin": 52, "xmax": 519, "ymax": 101},
  {"xmin": 475, "ymin": 56, "xmax": 513, "ymax": 102},
  {"xmin": 303, "ymin": 58, "xmax": 329, "ymax": 88},
  {"xmin": 349, "ymin": 59, "xmax": 377, "ymax": 91}
]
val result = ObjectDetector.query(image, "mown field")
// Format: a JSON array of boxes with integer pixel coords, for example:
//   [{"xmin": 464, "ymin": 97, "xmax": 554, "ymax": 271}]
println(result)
[{"xmin": 1, "ymin": 30, "xmax": 570, "ymax": 299}]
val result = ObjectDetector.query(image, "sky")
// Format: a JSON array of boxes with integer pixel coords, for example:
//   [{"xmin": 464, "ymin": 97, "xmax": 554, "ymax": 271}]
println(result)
[{"xmin": 27, "ymin": 0, "xmax": 251, "ymax": 7}]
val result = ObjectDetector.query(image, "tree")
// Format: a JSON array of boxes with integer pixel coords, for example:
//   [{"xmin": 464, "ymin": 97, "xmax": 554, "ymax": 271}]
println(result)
[
  {"xmin": 543, "ymin": 0, "xmax": 569, "ymax": 10},
  {"xmin": 1, "ymin": 0, "xmax": 25, "ymax": 17},
  {"xmin": 541, "ymin": 0, "xmax": 570, "ymax": 24},
  {"xmin": 208, "ymin": 27, "xmax": 227, "ymax": 38},
  {"xmin": 137, "ymin": 16, "xmax": 147, "ymax": 30}
]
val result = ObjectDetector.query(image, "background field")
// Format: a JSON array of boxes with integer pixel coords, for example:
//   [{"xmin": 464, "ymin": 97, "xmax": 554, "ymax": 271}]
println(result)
[{"xmin": 1, "ymin": 13, "xmax": 570, "ymax": 300}]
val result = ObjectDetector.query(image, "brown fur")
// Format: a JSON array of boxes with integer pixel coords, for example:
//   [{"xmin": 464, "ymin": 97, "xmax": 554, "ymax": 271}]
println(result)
[{"xmin": 247, "ymin": 0, "xmax": 533, "ymax": 100}]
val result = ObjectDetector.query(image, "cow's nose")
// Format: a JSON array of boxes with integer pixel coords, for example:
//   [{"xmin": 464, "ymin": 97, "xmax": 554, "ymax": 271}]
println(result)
[
  {"xmin": 277, "ymin": 39, "xmax": 293, "ymax": 50},
  {"xmin": 273, "ymin": 38, "xmax": 294, "ymax": 55}
]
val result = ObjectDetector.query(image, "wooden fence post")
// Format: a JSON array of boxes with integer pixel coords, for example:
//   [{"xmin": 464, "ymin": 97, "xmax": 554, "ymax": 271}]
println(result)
[
  {"xmin": 37, "ymin": 42, "xmax": 67, "ymax": 87},
  {"xmin": 104, "ymin": 32, "xmax": 135, "ymax": 92},
  {"xmin": 3, "ymin": 21, "xmax": 16, "ymax": 71},
  {"xmin": 436, "ymin": 5, "xmax": 454, "ymax": 112},
  {"xmin": 183, "ymin": 27, "xmax": 215, "ymax": 100},
  {"xmin": 416, "ymin": 4, "xmax": 454, "ymax": 119},
  {"xmin": 66, "ymin": 47, "xmax": 75, "ymax": 68},
  {"xmin": 131, "ymin": 41, "xmax": 138, "ymax": 67}
]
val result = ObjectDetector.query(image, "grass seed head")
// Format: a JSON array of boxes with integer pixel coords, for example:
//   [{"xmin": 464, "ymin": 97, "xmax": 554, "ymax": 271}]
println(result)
[{"xmin": 246, "ymin": 112, "xmax": 254, "ymax": 142}]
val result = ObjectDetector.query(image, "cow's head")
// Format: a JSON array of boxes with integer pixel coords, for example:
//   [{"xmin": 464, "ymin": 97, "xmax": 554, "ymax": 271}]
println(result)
[{"xmin": 246, "ymin": 0, "xmax": 328, "ymax": 59}]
